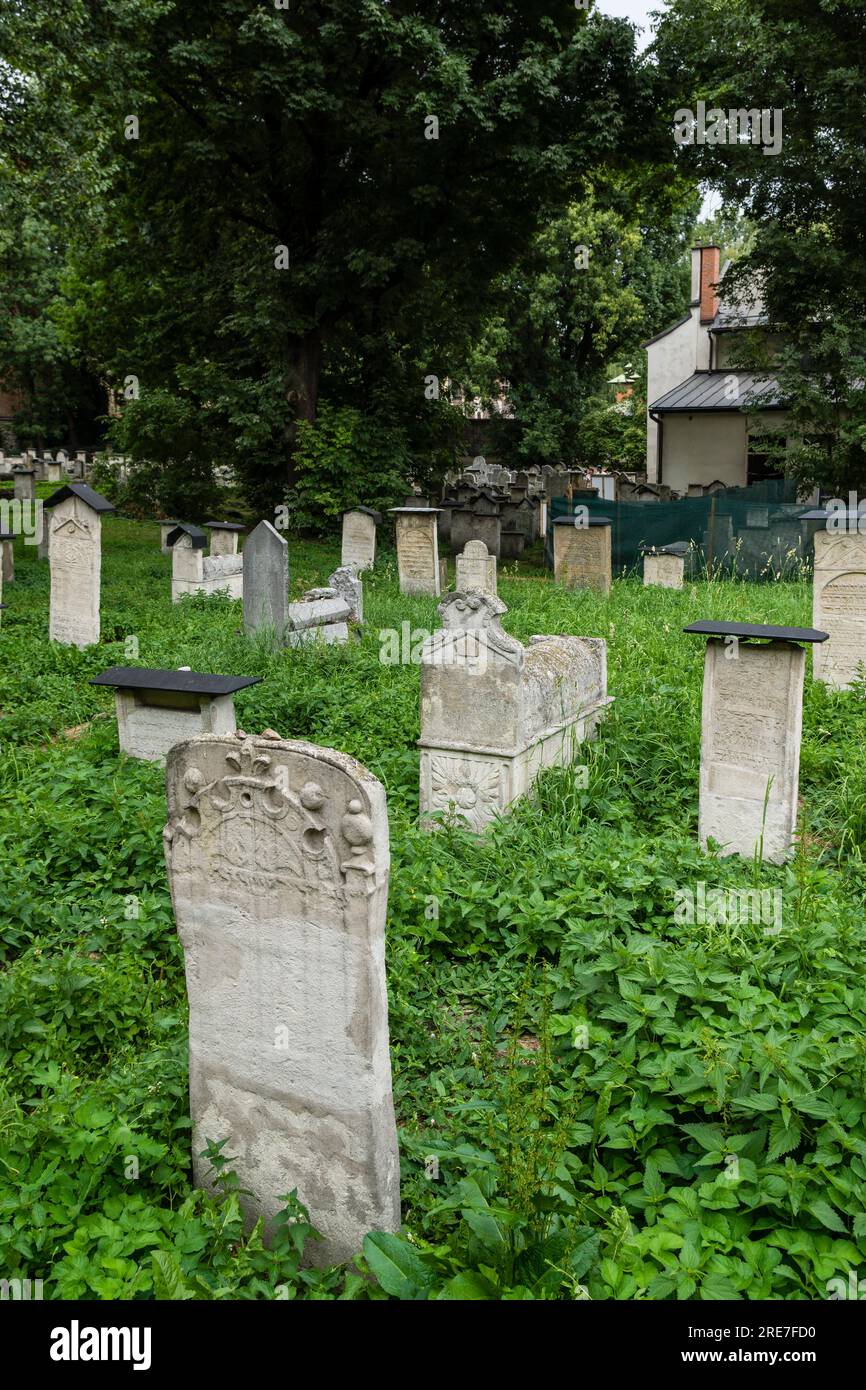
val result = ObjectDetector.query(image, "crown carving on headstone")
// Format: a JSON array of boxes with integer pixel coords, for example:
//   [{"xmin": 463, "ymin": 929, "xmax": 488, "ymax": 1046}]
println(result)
[{"xmin": 425, "ymin": 590, "xmax": 524, "ymax": 668}]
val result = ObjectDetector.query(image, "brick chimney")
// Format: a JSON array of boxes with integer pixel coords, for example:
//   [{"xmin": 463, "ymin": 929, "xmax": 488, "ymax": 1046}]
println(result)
[{"xmin": 698, "ymin": 244, "xmax": 721, "ymax": 324}]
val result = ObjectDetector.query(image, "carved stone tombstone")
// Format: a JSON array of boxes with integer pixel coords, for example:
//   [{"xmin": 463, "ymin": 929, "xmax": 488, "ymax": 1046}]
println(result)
[
  {"xmin": 389, "ymin": 507, "xmax": 441, "ymax": 596},
  {"xmin": 455, "ymin": 539, "xmax": 497, "ymax": 596},
  {"xmin": 205, "ymin": 521, "xmax": 245, "ymax": 558},
  {"xmin": 643, "ymin": 543, "xmax": 687, "ymax": 590},
  {"xmin": 685, "ymin": 621, "xmax": 828, "ymax": 865},
  {"xmin": 45, "ymin": 483, "xmax": 115, "ymax": 648},
  {"xmin": 811, "ymin": 520, "xmax": 866, "ymax": 689},
  {"xmin": 341, "ymin": 508, "xmax": 381, "ymax": 572},
  {"xmin": 164, "ymin": 732, "xmax": 400, "ymax": 1265},
  {"xmin": 553, "ymin": 516, "xmax": 612, "ymax": 595},
  {"xmin": 243, "ymin": 519, "xmax": 289, "ymax": 639}
]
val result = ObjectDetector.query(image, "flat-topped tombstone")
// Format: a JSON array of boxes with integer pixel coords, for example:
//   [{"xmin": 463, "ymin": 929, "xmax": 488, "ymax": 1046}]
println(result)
[
  {"xmin": 164, "ymin": 732, "xmax": 400, "ymax": 1265},
  {"xmin": 91, "ymin": 667, "xmax": 262, "ymax": 763},
  {"xmin": 243, "ymin": 519, "xmax": 289, "ymax": 639},
  {"xmin": 806, "ymin": 514, "xmax": 866, "ymax": 690},
  {"xmin": 45, "ymin": 458, "xmax": 63, "ymax": 483},
  {"xmin": 341, "ymin": 507, "xmax": 381, "ymax": 572},
  {"xmin": 389, "ymin": 507, "xmax": 441, "ymax": 596},
  {"xmin": 455, "ymin": 539, "xmax": 497, "ymax": 596},
  {"xmin": 643, "ymin": 543, "xmax": 687, "ymax": 590},
  {"xmin": 13, "ymin": 469, "xmax": 36, "ymax": 503},
  {"xmin": 45, "ymin": 483, "xmax": 115, "ymax": 648},
  {"xmin": 205, "ymin": 521, "xmax": 245, "ymax": 558},
  {"xmin": 286, "ymin": 590, "xmax": 352, "ymax": 647},
  {"xmin": 685, "ymin": 621, "xmax": 828, "ymax": 865},
  {"xmin": 553, "ymin": 515, "xmax": 612, "ymax": 595}
]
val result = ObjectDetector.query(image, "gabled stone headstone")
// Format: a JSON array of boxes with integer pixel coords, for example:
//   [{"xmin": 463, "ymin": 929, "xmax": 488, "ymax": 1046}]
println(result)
[
  {"xmin": 164, "ymin": 731, "xmax": 400, "ymax": 1265},
  {"xmin": 243, "ymin": 520, "xmax": 289, "ymax": 638},
  {"xmin": 45, "ymin": 483, "xmax": 115, "ymax": 647}
]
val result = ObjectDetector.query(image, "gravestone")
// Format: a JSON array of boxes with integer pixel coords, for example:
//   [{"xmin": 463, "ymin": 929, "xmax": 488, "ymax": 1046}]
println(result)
[
  {"xmin": 449, "ymin": 492, "xmax": 501, "ymax": 560},
  {"xmin": 499, "ymin": 529, "xmax": 525, "ymax": 561},
  {"xmin": 340, "ymin": 507, "xmax": 381, "ymax": 572},
  {"xmin": 811, "ymin": 522, "xmax": 866, "ymax": 689},
  {"xmin": 455, "ymin": 539, "xmax": 497, "ymax": 596},
  {"xmin": 684, "ymin": 621, "xmax": 828, "ymax": 864},
  {"xmin": 13, "ymin": 469, "xmax": 36, "ymax": 503},
  {"xmin": 159, "ymin": 519, "xmax": 181, "ymax": 554},
  {"xmin": 91, "ymin": 667, "xmax": 262, "ymax": 762},
  {"xmin": 390, "ymin": 507, "xmax": 441, "ymax": 596},
  {"xmin": 0, "ymin": 531, "xmax": 13, "ymax": 584},
  {"xmin": 286, "ymin": 590, "xmax": 352, "ymax": 647},
  {"xmin": 164, "ymin": 731, "xmax": 400, "ymax": 1265},
  {"xmin": 327, "ymin": 565, "xmax": 363, "ymax": 623},
  {"xmin": 205, "ymin": 521, "xmax": 245, "ymax": 557},
  {"xmin": 643, "ymin": 544, "xmax": 686, "ymax": 590},
  {"xmin": 45, "ymin": 483, "xmax": 115, "ymax": 648},
  {"xmin": 46, "ymin": 459, "xmax": 63, "ymax": 484},
  {"xmin": 419, "ymin": 593, "xmax": 612, "ymax": 831},
  {"xmin": 553, "ymin": 516, "xmax": 612, "ymax": 595},
  {"xmin": 243, "ymin": 520, "xmax": 289, "ymax": 639},
  {"xmin": 167, "ymin": 524, "xmax": 243, "ymax": 601}
]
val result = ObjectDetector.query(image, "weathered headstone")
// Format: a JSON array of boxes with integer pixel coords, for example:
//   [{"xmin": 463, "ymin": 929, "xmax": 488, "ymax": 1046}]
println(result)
[
  {"xmin": 810, "ymin": 520, "xmax": 866, "ymax": 689},
  {"xmin": 328, "ymin": 565, "xmax": 363, "ymax": 623},
  {"xmin": 286, "ymin": 590, "xmax": 352, "ymax": 647},
  {"xmin": 643, "ymin": 544, "xmax": 686, "ymax": 590},
  {"xmin": 168, "ymin": 524, "xmax": 243, "ymax": 601},
  {"xmin": 159, "ymin": 519, "xmax": 181, "ymax": 554},
  {"xmin": 389, "ymin": 507, "xmax": 441, "ymax": 596},
  {"xmin": 164, "ymin": 731, "xmax": 400, "ymax": 1265},
  {"xmin": 45, "ymin": 483, "xmax": 115, "ymax": 648},
  {"xmin": 553, "ymin": 516, "xmax": 612, "ymax": 595},
  {"xmin": 13, "ymin": 469, "xmax": 36, "ymax": 503},
  {"xmin": 205, "ymin": 521, "xmax": 245, "ymax": 558},
  {"xmin": 0, "ymin": 530, "xmax": 13, "ymax": 584},
  {"xmin": 340, "ymin": 508, "xmax": 380, "ymax": 572},
  {"xmin": 243, "ymin": 519, "xmax": 289, "ymax": 638},
  {"xmin": 91, "ymin": 667, "xmax": 262, "ymax": 762},
  {"xmin": 419, "ymin": 592, "xmax": 612, "ymax": 831},
  {"xmin": 46, "ymin": 459, "xmax": 63, "ymax": 484},
  {"xmin": 685, "ymin": 621, "xmax": 828, "ymax": 864},
  {"xmin": 455, "ymin": 539, "xmax": 497, "ymax": 596}
]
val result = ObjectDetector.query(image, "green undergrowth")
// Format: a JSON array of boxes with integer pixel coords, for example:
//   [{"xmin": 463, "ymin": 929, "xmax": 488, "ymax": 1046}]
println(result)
[{"xmin": 0, "ymin": 520, "xmax": 864, "ymax": 1299}]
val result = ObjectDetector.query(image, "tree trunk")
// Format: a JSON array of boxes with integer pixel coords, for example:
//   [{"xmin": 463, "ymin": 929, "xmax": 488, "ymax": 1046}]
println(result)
[{"xmin": 284, "ymin": 330, "xmax": 322, "ymax": 489}]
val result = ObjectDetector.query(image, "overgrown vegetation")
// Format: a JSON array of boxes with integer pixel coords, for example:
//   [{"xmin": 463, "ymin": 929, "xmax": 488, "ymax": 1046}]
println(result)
[{"xmin": 1, "ymin": 520, "xmax": 865, "ymax": 1299}]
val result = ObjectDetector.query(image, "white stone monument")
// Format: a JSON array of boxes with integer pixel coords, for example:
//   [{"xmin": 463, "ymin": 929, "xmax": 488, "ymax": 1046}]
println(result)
[
  {"xmin": 810, "ymin": 517, "xmax": 866, "ymax": 690},
  {"xmin": 205, "ymin": 521, "xmax": 245, "ymax": 558},
  {"xmin": 455, "ymin": 539, "xmax": 497, "ymax": 596},
  {"xmin": 164, "ymin": 731, "xmax": 400, "ymax": 1265},
  {"xmin": 419, "ymin": 592, "xmax": 612, "ymax": 831},
  {"xmin": 91, "ymin": 667, "xmax": 262, "ymax": 762},
  {"xmin": 390, "ymin": 507, "xmax": 441, "ymax": 596},
  {"xmin": 643, "ymin": 543, "xmax": 687, "ymax": 590},
  {"xmin": 45, "ymin": 483, "xmax": 115, "ymax": 648},
  {"xmin": 341, "ymin": 507, "xmax": 381, "ymax": 572},
  {"xmin": 168, "ymin": 524, "xmax": 243, "ymax": 602},
  {"xmin": 685, "ymin": 620, "xmax": 828, "ymax": 865}
]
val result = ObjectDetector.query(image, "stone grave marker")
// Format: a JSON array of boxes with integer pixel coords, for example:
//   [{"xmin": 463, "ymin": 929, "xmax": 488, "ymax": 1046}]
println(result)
[
  {"xmin": 684, "ymin": 621, "xmax": 828, "ymax": 864},
  {"xmin": 327, "ymin": 565, "xmax": 363, "ymax": 623},
  {"xmin": 340, "ymin": 508, "xmax": 381, "ymax": 572},
  {"xmin": 243, "ymin": 519, "xmax": 289, "ymax": 639},
  {"xmin": 389, "ymin": 507, "xmax": 441, "ymax": 596},
  {"xmin": 553, "ymin": 515, "xmax": 612, "ymax": 595},
  {"xmin": 45, "ymin": 482, "xmax": 115, "ymax": 647},
  {"xmin": 164, "ymin": 731, "xmax": 400, "ymax": 1265},
  {"xmin": 13, "ymin": 469, "xmax": 36, "ymax": 504},
  {"xmin": 91, "ymin": 667, "xmax": 262, "ymax": 762},
  {"xmin": 808, "ymin": 515, "xmax": 866, "ymax": 690},
  {"xmin": 455, "ymin": 539, "xmax": 497, "ymax": 596},
  {"xmin": 205, "ymin": 521, "xmax": 245, "ymax": 558},
  {"xmin": 0, "ymin": 530, "xmax": 13, "ymax": 584},
  {"xmin": 643, "ymin": 543, "xmax": 687, "ymax": 590}
]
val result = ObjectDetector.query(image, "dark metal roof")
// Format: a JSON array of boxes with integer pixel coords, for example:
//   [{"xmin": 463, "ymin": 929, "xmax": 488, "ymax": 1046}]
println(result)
[
  {"xmin": 44, "ymin": 483, "xmax": 115, "ymax": 512},
  {"xmin": 204, "ymin": 520, "xmax": 246, "ymax": 531},
  {"xmin": 166, "ymin": 523, "xmax": 207, "ymax": 548},
  {"xmin": 684, "ymin": 621, "xmax": 828, "ymax": 644},
  {"xmin": 90, "ymin": 667, "xmax": 262, "ymax": 695},
  {"xmin": 344, "ymin": 506, "xmax": 382, "ymax": 521},
  {"xmin": 650, "ymin": 371, "xmax": 781, "ymax": 413},
  {"xmin": 553, "ymin": 516, "xmax": 613, "ymax": 527}
]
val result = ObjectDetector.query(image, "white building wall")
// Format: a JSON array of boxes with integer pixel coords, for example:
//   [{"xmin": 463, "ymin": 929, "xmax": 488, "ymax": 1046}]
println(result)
[{"xmin": 646, "ymin": 309, "xmax": 701, "ymax": 482}]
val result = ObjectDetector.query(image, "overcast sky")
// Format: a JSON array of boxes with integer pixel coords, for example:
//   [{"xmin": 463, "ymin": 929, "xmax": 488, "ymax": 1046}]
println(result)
[{"xmin": 596, "ymin": 0, "xmax": 662, "ymax": 52}]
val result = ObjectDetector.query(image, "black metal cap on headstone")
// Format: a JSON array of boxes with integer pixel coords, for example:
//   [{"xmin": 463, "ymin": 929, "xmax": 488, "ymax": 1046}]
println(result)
[
  {"xmin": 44, "ymin": 482, "xmax": 115, "ymax": 513},
  {"xmin": 641, "ymin": 540, "xmax": 690, "ymax": 556},
  {"xmin": 552, "ymin": 515, "xmax": 612, "ymax": 527},
  {"xmin": 166, "ymin": 523, "xmax": 207, "ymax": 548},
  {"xmin": 0, "ymin": 531, "xmax": 13, "ymax": 541},
  {"xmin": 684, "ymin": 620, "xmax": 829, "ymax": 644},
  {"xmin": 90, "ymin": 667, "xmax": 262, "ymax": 695},
  {"xmin": 204, "ymin": 520, "xmax": 246, "ymax": 532}
]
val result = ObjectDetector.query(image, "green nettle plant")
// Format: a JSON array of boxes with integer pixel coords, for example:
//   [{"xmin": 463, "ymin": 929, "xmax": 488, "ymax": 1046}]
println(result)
[{"xmin": 0, "ymin": 521, "xmax": 865, "ymax": 1300}]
